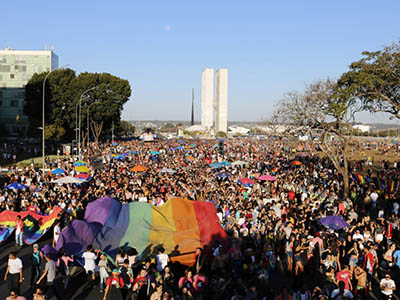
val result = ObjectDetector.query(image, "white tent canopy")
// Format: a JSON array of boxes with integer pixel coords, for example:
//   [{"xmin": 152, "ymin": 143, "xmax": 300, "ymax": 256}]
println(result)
[
  {"xmin": 160, "ymin": 168, "xmax": 177, "ymax": 174},
  {"xmin": 231, "ymin": 160, "xmax": 248, "ymax": 166},
  {"xmin": 51, "ymin": 176, "xmax": 86, "ymax": 184}
]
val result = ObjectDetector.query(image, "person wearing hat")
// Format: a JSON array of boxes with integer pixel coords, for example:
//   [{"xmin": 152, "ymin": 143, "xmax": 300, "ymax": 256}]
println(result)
[
  {"xmin": 30, "ymin": 244, "xmax": 43, "ymax": 288},
  {"xmin": 103, "ymin": 268, "xmax": 124, "ymax": 300}
]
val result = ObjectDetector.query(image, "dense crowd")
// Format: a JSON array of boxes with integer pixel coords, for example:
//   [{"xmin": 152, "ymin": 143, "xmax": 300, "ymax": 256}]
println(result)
[{"xmin": 1, "ymin": 138, "xmax": 400, "ymax": 300}]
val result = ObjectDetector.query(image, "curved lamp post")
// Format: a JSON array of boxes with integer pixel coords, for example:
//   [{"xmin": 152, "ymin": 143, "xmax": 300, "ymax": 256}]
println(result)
[{"xmin": 42, "ymin": 64, "xmax": 69, "ymax": 173}]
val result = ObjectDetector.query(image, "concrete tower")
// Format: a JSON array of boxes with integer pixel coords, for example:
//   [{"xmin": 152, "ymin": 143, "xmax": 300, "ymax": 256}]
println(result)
[
  {"xmin": 215, "ymin": 69, "xmax": 228, "ymax": 132},
  {"xmin": 201, "ymin": 68, "xmax": 214, "ymax": 129}
]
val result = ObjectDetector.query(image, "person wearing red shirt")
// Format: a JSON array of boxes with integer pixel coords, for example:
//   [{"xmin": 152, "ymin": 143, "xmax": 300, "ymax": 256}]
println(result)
[
  {"xmin": 363, "ymin": 246, "xmax": 375, "ymax": 275},
  {"xmin": 103, "ymin": 269, "xmax": 124, "ymax": 300},
  {"xmin": 336, "ymin": 265, "xmax": 352, "ymax": 291}
]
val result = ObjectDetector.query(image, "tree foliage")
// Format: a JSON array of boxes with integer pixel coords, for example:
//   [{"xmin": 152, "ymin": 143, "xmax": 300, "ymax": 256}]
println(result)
[
  {"xmin": 273, "ymin": 79, "xmax": 358, "ymax": 197},
  {"xmin": 337, "ymin": 41, "xmax": 400, "ymax": 118},
  {"xmin": 24, "ymin": 69, "xmax": 132, "ymax": 142}
]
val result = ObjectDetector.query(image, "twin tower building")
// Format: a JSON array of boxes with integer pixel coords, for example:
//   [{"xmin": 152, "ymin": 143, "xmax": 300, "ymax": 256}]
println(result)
[{"xmin": 201, "ymin": 68, "xmax": 228, "ymax": 133}]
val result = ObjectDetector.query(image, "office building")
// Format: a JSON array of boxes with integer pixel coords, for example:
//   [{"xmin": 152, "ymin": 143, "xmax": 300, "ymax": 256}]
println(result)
[
  {"xmin": 0, "ymin": 47, "xmax": 59, "ymax": 134},
  {"xmin": 201, "ymin": 68, "xmax": 214, "ymax": 129},
  {"xmin": 215, "ymin": 69, "xmax": 228, "ymax": 133}
]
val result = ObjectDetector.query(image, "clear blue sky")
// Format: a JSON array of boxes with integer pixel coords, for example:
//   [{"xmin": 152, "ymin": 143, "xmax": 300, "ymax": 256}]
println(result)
[{"xmin": 2, "ymin": 0, "xmax": 400, "ymax": 122}]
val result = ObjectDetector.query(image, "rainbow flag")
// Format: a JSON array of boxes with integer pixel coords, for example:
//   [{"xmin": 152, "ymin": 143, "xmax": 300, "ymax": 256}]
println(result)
[
  {"xmin": 356, "ymin": 174, "xmax": 369, "ymax": 184},
  {"xmin": 0, "ymin": 208, "xmax": 62, "ymax": 244},
  {"xmin": 271, "ymin": 167, "xmax": 278, "ymax": 174},
  {"xmin": 389, "ymin": 180, "xmax": 398, "ymax": 193},
  {"xmin": 56, "ymin": 197, "xmax": 229, "ymax": 266}
]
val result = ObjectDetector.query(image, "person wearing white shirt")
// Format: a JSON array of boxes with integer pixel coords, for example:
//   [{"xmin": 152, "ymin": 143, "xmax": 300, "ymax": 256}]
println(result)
[
  {"xmin": 380, "ymin": 274, "xmax": 396, "ymax": 299},
  {"xmin": 4, "ymin": 252, "xmax": 23, "ymax": 293},
  {"xmin": 53, "ymin": 221, "xmax": 61, "ymax": 247},
  {"xmin": 156, "ymin": 247, "xmax": 169, "ymax": 272},
  {"xmin": 82, "ymin": 245, "xmax": 100, "ymax": 285}
]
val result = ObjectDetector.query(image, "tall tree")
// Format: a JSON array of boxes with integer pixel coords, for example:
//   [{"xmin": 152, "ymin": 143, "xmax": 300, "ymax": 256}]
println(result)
[
  {"xmin": 273, "ymin": 79, "xmax": 360, "ymax": 197},
  {"xmin": 24, "ymin": 68, "xmax": 77, "ymax": 140},
  {"xmin": 75, "ymin": 72, "xmax": 131, "ymax": 140},
  {"xmin": 24, "ymin": 69, "xmax": 132, "ymax": 142},
  {"xmin": 337, "ymin": 41, "xmax": 400, "ymax": 118}
]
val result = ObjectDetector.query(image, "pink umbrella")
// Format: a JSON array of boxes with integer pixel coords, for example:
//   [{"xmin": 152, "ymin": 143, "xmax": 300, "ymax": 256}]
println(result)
[{"xmin": 257, "ymin": 175, "xmax": 277, "ymax": 181}]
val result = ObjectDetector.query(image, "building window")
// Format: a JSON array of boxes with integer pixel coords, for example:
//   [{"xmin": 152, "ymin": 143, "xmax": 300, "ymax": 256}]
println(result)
[
  {"xmin": 15, "ymin": 56, "xmax": 26, "ymax": 63},
  {"xmin": 10, "ymin": 100, "xmax": 18, "ymax": 107},
  {"xmin": 15, "ymin": 65, "xmax": 27, "ymax": 72},
  {"xmin": 10, "ymin": 74, "xmax": 15, "ymax": 79},
  {"xmin": 0, "ymin": 65, "xmax": 10, "ymax": 72}
]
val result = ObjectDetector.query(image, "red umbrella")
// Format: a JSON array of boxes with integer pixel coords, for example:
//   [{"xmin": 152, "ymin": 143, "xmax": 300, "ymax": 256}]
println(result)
[
  {"xmin": 74, "ymin": 173, "xmax": 90, "ymax": 180},
  {"xmin": 291, "ymin": 160, "xmax": 302, "ymax": 166},
  {"xmin": 257, "ymin": 175, "xmax": 277, "ymax": 181},
  {"xmin": 238, "ymin": 177, "xmax": 255, "ymax": 185}
]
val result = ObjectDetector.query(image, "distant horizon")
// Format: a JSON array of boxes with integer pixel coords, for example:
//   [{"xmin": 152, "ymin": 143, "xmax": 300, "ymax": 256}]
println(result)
[{"xmin": 3, "ymin": 1, "xmax": 400, "ymax": 124}]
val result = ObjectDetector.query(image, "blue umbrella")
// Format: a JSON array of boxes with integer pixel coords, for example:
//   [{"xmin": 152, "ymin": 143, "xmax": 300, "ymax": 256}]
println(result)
[
  {"xmin": 216, "ymin": 172, "xmax": 230, "ymax": 179},
  {"xmin": 128, "ymin": 150, "xmax": 138, "ymax": 154},
  {"xmin": 6, "ymin": 182, "xmax": 28, "ymax": 190},
  {"xmin": 209, "ymin": 162, "xmax": 223, "ymax": 168},
  {"xmin": 51, "ymin": 168, "xmax": 65, "ymax": 175},
  {"xmin": 112, "ymin": 142, "xmax": 118, "ymax": 146},
  {"xmin": 220, "ymin": 161, "xmax": 231, "ymax": 166},
  {"xmin": 319, "ymin": 216, "xmax": 349, "ymax": 230},
  {"xmin": 151, "ymin": 150, "xmax": 160, "ymax": 155}
]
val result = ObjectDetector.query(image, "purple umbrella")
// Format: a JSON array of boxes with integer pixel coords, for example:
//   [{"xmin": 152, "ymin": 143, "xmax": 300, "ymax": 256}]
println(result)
[{"xmin": 319, "ymin": 216, "xmax": 349, "ymax": 230}]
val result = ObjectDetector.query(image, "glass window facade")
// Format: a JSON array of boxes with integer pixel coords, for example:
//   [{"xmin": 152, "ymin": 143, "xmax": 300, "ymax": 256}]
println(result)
[{"xmin": 0, "ymin": 49, "xmax": 59, "ymax": 134}]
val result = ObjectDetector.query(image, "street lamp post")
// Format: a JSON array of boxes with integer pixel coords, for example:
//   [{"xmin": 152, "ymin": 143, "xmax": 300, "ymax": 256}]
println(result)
[
  {"xmin": 77, "ymin": 87, "xmax": 97, "ymax": 156},
  {"xmin": 86, "ymin": 101, "xmax": 99, "ymax": 144},
  {"xmin": 42, "ymin": 64, "xmax": 69, "ymax": 173}
]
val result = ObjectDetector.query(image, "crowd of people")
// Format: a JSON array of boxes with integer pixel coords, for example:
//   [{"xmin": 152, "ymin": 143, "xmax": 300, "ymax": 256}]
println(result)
[{"xmin": 1, "ymin": 138, "xmax": 400, "ymax": 300}]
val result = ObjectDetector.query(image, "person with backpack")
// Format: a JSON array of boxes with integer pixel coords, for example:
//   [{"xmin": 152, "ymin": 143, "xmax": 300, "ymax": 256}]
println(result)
[
  {"xmin": 57, "ymin": 248, "xmax": 74, "ymax": 292},
  {"xmin": 30, "ymin": 244, "xmax": 43, "ymax": 288},
  {"xmin": 103, "ymin": 269, "xmax": 124, "ymax": 300},
  {"xmin": 119, "ymin": 259, "xmax": 133, "ymax": 300}
]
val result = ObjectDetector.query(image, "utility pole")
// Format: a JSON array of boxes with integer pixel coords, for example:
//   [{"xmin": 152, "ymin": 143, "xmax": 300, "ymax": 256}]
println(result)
[{"xmin": 112, "ymin": 120, "xmax": 114, "ymax": 142}]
